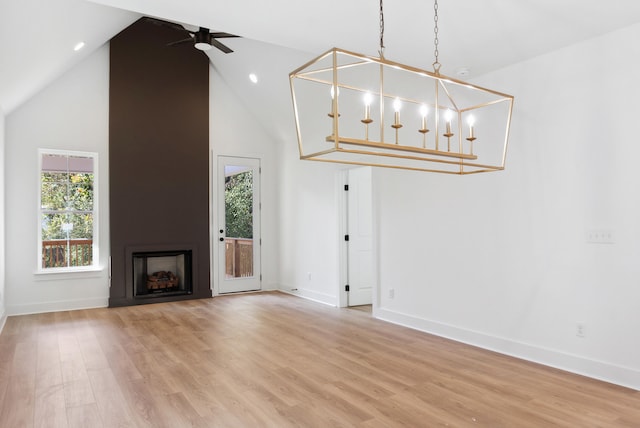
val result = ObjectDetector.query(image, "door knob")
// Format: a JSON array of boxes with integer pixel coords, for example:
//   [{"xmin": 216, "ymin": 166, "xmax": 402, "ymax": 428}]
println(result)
[{"xmin": 219, "ymin": 237, "xmax": 224, "ymax": 242}]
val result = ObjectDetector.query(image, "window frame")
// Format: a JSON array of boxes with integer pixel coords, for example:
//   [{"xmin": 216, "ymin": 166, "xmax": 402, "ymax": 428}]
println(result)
[{"xmin": 37, "ymin": 149, "xmax": 99, "ymax": 273}]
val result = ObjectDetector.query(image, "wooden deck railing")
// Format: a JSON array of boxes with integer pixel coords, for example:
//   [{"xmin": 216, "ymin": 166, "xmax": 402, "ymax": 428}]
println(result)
[
  {"xmin": 42, "ymin": 239, "xmax": 93, "ymax": 268},
  {"xmin": 225, "ymin": 238, "xmax": 253, "ymax": 278}
]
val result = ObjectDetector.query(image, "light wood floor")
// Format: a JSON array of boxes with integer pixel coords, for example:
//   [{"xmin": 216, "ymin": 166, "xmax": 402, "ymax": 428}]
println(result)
[{"xmin": 1, "ymin": 292, "xmax": 638, "ymax": 427}]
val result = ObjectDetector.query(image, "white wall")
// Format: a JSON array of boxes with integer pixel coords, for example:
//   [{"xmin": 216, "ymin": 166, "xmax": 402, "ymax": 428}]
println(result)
[
  {"xmin": 4, "ymin": 45, "xmax": 111, "ymax": 315},
  {"xmin": 372, "ymin": 23, "xmax": 640, "ymax": 390},
  {"xmin": 277, "ymin": 139, "xmax": 348, "ymax": 306},
  {"xmin": 4, "ymin": 43, "xmax": 285, "ymax": 312},
  {"xmin": 206, "ymin": 38, "xmax": 347, "ymax": 305},
  {"xmin": 209, "ymin": 66, "xmax": 281, "ymax": 293},
  {"xmin": 0, "ymin": 110, "xmax": 6, "ymax": 330}
]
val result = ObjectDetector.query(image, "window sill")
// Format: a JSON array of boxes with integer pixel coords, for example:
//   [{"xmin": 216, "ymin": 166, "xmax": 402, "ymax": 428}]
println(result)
[{"xmin": 34, "ymin": 266, "xmax": 105, "ymax": 281}]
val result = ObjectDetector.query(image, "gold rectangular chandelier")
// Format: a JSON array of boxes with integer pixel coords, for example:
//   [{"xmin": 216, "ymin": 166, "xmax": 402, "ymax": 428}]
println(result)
[{"xmin": 289, "ymin": 2, "xmax": 514, "ymax": 175}]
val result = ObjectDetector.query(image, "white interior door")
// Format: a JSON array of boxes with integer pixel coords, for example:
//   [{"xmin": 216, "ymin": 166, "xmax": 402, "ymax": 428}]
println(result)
[
  {"xmin": 217, "ymin": 156, "xmax": 261, "ymax": 294},
  {"xmin": 347, "ymin": 167, "xmax": 373, "ymax": 306}
]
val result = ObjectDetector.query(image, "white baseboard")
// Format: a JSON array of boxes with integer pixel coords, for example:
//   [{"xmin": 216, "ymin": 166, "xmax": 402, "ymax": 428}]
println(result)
[
  {"xmin": 278, "ymin": 286, "xmax": 337, "ymax": 307},
  {"xmin": 375, "ymin": 307, "xmax": 640, "ymax": 392},
  {"xmin": 7, "ymin": 297, "xmax": 108, "ymax": 316},
  {"xmin": 0, "ymin": 306, "xmax": 6, "ymax": 335}
]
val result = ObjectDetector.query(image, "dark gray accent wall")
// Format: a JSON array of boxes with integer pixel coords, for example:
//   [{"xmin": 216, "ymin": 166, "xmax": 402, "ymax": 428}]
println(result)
[{"xmin": 109, "ymin": 17, "xmax": 210, "ymax": 306}]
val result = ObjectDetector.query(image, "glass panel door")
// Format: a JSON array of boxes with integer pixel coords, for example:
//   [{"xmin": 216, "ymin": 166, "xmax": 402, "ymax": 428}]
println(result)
[{"xmin": 218, "ymin": 156, "xmax": 261, "ymax": 293}]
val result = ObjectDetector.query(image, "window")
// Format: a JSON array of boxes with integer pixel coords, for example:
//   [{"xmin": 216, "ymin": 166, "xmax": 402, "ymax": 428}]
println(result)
[{"xmin": 38, "ymin": 150, "xmax": 98, "ymax": 271}]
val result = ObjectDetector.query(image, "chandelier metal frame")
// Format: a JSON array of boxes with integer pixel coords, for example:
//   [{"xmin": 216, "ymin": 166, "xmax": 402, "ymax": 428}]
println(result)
[{"xmin": 289, "ymin": 0, "xmax": 514, "ymax": 175}]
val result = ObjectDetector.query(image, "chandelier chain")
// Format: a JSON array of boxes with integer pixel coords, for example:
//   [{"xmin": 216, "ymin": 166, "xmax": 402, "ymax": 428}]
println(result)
[
  {"xmin": 433, "ymin": 0, "xmax": 441, "ymax": 73},
  {"xmin": 379, "ymin": 0, "xmax": 385, "ymax": 56}
]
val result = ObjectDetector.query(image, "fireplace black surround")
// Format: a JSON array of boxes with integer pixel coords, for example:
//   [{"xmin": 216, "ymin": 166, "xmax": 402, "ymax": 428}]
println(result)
[
  {"xmin": 132, "ymin": 249, "xmax": 193, "ymax": 298},
  {"xmin": 108, "ymin": 17, "xmax": 210, "ymax": 307}
]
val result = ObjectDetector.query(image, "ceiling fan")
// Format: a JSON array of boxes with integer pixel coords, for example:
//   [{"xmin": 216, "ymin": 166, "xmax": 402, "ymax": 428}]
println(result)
[
  {"xmin": 168, "ymin": 27, "xmax": 240, "ymax": 53},
  {"xmin": 145, "ymin": 17, "xmax": 240, "ymax": 53}
]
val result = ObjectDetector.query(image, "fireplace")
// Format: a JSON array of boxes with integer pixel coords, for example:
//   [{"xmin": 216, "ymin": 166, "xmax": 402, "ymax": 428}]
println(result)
[
  {"xmin": 131, "ymin": 250, "xmax": 193, "ymax": 298},
  {"xmin": 108, "ymin": 18, "xmax": 210, "ymax": 307},
  {"xmin": 115, "ymin": 244, "xmax": 200, "ymax": 305},
  {"xmin": 131, "ymin": 249, "xmax": 193, "ymax": 299}
]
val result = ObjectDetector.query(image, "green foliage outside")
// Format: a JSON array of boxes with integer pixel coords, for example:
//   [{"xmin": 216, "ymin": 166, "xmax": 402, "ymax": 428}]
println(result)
[
  {"xmin": 41, "ymin": 171, "xmax": 94, "ymax": 267},
  {"xmin": 225, "ymin": 171, "xmax": 253, "ymax": 239}
]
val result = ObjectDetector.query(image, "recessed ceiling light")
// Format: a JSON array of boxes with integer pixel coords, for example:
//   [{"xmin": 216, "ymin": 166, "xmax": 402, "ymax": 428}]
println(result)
[
  {"xmin": 249, "ymin": 73, "xmax": 258, "ymax": 84},
  {"xmin": 73, "ymin": 42, "xmax": 85, "ymax": 52}
]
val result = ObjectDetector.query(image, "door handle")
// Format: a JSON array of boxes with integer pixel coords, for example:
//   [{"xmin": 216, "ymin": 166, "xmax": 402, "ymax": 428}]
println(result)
[{"xmin": 219, "ymin": 237, "xmax": 224, "ymax": 242}]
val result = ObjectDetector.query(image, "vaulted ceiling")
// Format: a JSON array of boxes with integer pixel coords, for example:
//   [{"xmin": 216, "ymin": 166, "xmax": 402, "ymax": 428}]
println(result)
[{"xmin": 3, "ymin": 0, "xmax": 640, "ymax": 118}]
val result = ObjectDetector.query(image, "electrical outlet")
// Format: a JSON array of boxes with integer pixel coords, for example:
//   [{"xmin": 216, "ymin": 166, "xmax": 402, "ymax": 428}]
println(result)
[
  {"xmin": 388, "ymin": 288, "xmax": 395, "ymax": 299},
  {"xmin": 576, "ymin": 323, "xmax": 586, "ymax": 338}
]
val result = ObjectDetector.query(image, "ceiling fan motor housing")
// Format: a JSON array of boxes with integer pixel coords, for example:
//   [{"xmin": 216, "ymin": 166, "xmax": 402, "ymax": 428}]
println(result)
[{"xmin": 194, "ymin": 29, "xmax": 212, "ymax": 51}]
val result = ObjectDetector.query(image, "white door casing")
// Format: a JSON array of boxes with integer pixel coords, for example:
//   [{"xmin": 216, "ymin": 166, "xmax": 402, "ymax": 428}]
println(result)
[{"xmin": 217, "ymin": 156, "xmax": 261, "ymax": 294}]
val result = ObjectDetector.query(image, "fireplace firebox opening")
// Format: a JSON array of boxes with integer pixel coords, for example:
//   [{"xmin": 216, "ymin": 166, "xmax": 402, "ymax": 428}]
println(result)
[{"xmin": 133, "ymin": 250, "xmax": 193, "ymax": 298}]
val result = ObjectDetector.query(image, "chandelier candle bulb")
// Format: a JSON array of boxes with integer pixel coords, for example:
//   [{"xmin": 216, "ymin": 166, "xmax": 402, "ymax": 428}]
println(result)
[
  {"xmin": 328, "ymin": 86, "xmax": 339, "ymax": 118},
  {"xmin": 329, "ymin": 86, "xmax": 335, "ymax": 118},
  {"xmin": 444, "ymin": 109, "xmax": 454, "ymax": 136},
  {"xmin": 418, "ymin": 104, "xmax": 429, "ymax": 147},
  {"xmin": 390, "ymin": 97, "xmax": 403, "ymax": 144},
  {"xmin": 420, "ymin": 105, "xmax": 428, "ymax": 130},
  {"xmin": 363, "ymin": 92, "xmax": 373, "ymax": 122},
  {"xmin": 443, "ymin": 109, "xmax": 455, "ymax": 152},
  {"xmin": 393, "ymin": 98, "xmax": 402, "ymax": 126},
  {"xmin": 466, "ymin": 115, "xmax": 477, "ymax": 154},
  {"xmin": 361, "ymin": 92, "xmax": 374, "ymax": 140}
]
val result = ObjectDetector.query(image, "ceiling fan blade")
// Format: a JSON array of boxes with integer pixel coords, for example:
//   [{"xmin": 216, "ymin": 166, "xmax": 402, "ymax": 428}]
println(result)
[
  {"xmin": 210, "ymin": 39, "xmax": 234, "ymax": 54},
  {"xmin": 145, "ymin": 17, "xmax": 187, "ymax": 33},
  {"xmin": 209, "ymin": 32, "xmax": 240, "ymax": 39},
  {"xmin": 167, "ymin": 37, "xmax": 194, "ymax": 47}
]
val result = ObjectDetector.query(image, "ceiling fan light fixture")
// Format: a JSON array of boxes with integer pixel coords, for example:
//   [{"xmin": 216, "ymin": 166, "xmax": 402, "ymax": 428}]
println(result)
[
  {"xmin": 194, "ymin": 42, "xmax": 212, "ymax": 51},
  {"xmin": 193, "ymin": 30, "xmax": 212, "ymax": 51}
]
